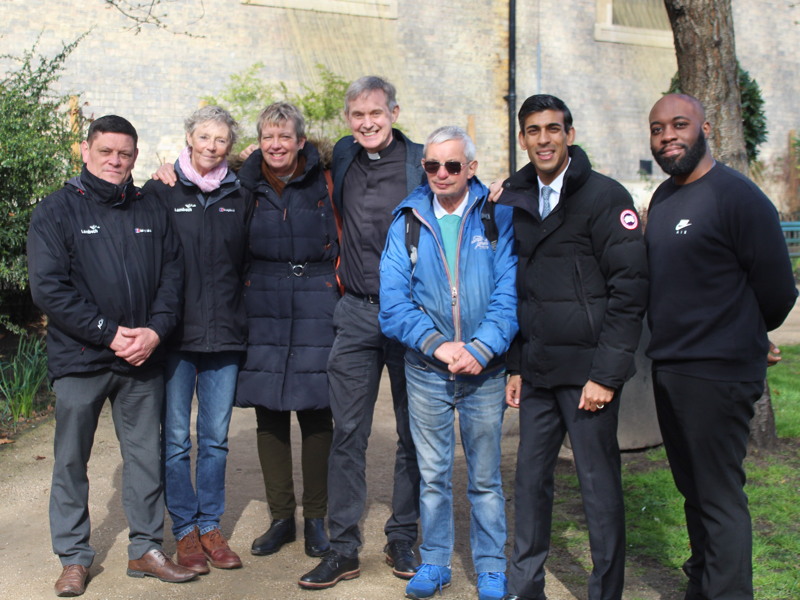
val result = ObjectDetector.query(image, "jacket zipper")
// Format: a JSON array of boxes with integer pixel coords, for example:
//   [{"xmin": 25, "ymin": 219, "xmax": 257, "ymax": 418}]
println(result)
[{"xmin": 413, "ymin": 199, "xmax": 479, "ymax": 380}]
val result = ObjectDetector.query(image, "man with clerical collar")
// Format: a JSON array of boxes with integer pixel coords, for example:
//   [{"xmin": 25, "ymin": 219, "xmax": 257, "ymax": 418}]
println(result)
[
  {"xmin": 646, "ymin": 93, "xmax": 797, "ymax": 600},
  {"xmin": 379, "ymin": 126, "xmax": 517, "ymax": 600},
  {"xmin": 27, "ymin": 115, "xmax": 194, "ymax": 597},
  {"xmin": 496, "ymin": 94, "xmax": 648, "ymax": 600},
  {"xmin": 299, "ymin": 76, "xmax": 425, "ymax": 590}
]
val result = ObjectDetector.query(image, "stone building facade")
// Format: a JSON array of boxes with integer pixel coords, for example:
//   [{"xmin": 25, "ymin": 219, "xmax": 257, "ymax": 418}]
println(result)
[{"xmin": 0, "ymin": 0, "xmax": 797, "ymax": 208}]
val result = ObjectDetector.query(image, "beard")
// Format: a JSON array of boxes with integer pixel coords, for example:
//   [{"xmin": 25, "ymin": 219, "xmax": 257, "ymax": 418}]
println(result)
[{"xmin": 652, "ymin": 130, "xmax": 707, "ymax": 177}]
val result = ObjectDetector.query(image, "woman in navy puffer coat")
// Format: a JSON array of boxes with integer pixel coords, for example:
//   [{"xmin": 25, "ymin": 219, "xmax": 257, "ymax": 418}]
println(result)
[{"xmin": 235, "ymin": 102, "xmax": 339, "ymax": 558}]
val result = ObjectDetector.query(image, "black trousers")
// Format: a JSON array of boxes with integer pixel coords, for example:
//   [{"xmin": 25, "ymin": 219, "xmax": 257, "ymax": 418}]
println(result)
[
  {"xmin": 653, "ymin": 370, "xmax": 762, "ymax": 600},
  {"xmin": 507, "ymin": 383, "xmax": 625, "ymax": 600}
]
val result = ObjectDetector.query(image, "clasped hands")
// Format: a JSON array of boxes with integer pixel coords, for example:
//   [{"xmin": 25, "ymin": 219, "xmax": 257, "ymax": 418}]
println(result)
[
  {"xmin": 110, "ymin": 326, "xmax": 161, "ymax": 367},
  {"xmin": 433, "ymin": 341, "xmax": 483, "ymax": 375}
]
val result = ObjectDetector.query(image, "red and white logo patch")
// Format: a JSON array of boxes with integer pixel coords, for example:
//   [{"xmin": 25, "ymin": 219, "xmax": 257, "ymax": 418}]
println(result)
[{"xmin": 619, "ymin": 209, "xmax": 639, "ymax": 230}]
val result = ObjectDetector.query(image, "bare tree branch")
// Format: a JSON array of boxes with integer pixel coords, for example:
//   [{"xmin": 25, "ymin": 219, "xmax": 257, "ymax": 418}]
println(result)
[{"xmin": 102, "ymin": 0, "xmax": 205, "ymax": 37}]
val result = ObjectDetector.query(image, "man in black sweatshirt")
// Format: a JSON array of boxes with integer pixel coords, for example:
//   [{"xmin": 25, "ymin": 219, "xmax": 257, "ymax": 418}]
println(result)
[{"xmin": 646, "ymin": 94, "xmax": 797, "ymax": 600}]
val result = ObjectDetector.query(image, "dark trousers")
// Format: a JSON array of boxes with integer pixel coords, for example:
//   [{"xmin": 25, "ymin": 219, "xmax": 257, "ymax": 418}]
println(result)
[
  {"xmin": 50, "ymin": 369, "xmax": 165, "ymax": 567},
  {"xmin": 255, "ymin": 407, "xmax": 333, "ymax": 519},
  {"xmin": 325, "ymin": 293, "xmax": 420, "ymax": 557},
  {"xmin": 653, "ymin": 370, "xmax": 762, "ymax": 600},
  {"xmin": 508, "ymin": 383, "xmax": 625, "ymax": 600}
]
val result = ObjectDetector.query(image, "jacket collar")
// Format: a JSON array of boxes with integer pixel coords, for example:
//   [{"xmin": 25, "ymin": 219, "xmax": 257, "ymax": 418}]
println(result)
[
  {"xmin": 70, "ymin": 165, "xmax": 137, "ymax": 207},
  {"xmin": 239, "ymin": 140, "xmax": 321, "ymax": 192},
  {"xmin": 499, "ymin": 145, "xmax": 592, "ymax": 216},
  {"xmin": 395, "ymin": 175, "xmax": 489, "ymax": 219}
]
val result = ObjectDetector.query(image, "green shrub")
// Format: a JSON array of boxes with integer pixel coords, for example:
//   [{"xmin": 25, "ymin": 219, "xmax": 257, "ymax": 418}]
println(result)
[
  {"xmin": 202, "ymin": 63, "xmax": 350, "ymax": 155},
  {"xmin": 0, "ymin": 334, "xmax": 49, "ymax": 426},
  {"xmin": 0, "ymin": 35, "xmax": 87, "ymax": 331}
]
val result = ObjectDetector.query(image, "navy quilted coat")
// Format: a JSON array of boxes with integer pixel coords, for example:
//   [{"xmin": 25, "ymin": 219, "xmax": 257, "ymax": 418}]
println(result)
[{"xmin": 235, "ymin": 142, "xmax": 339, "ymax": 411}]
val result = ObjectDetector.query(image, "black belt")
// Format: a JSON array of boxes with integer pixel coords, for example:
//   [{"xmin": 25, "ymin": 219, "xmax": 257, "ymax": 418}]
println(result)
[
  {"xmin": 346, "ymin": 290, "xmax": 380, "ymax": 304},
  {"xmin": 252, "ymin": 261, "xmax": 335, "ymax": 277}
]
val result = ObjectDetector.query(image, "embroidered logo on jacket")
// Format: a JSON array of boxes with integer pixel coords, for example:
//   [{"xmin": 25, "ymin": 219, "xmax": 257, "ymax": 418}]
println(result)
[
  {"xmin": 471, "ymin": 235, "xmax": 490, "ymax": 251},
  {"xmin": 619, "ymin": 209, "xmax": 639, "ymax": 230},
  {"xmin": 80, "ymin": 225, "xmax": 100, "ymax": 235},
  {"xmin": 174, "ymin": 203, "xmax": 196, "ymax": 212},
  {"xmin": 675, "ymin": 219, "xmax": 692, "ymax": 234},
  {"xmin": 218, "ymin": 207, "xmax": 236, "ymax": 213},
  {"xmin": 134, "ymin": 228, "xmax": 153, "ymax": 233}
]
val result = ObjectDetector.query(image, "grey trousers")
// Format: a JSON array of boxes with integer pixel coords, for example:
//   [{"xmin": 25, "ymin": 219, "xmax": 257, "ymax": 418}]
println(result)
[
  {"xmin": 326, "ymin": 293, "xmax": 420, "ymax": 557},
  {"xmin": 50, "ymin": 369, "xmax": 165, "ymax": 567}
]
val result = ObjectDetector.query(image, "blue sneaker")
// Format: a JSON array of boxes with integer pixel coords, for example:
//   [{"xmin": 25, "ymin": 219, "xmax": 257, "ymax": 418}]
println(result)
[
  {"xmin": 405, "ymin": 564, "xmax": 452, "ymax": 599},
  {"xmin": 476, "ymin": 571, "xmax": 507, "ymax": 600}
]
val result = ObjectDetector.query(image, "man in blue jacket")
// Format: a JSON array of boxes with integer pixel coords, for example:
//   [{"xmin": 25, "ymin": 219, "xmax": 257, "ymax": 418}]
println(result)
[
  {"xmin": 380, "ymin": 126, "xmax": 518, "ymax": 600},
  {"xmin": 646, "ymin": 94, "xmax": 797, "ymax": 600},
  {"xmin": 27, "ymin": 115, "xmax": 195, "ymax": 596}
]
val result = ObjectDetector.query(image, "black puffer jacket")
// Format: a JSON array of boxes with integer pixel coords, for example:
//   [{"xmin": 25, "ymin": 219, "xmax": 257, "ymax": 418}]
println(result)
[
  {"xmin": 28, "ymin": 167, "xmax": 184, "ymax": 380},
  {"xmin": 142, "ymin": 165, "xmax": 253, "ymax": 353},
  {"xmin": 235, "ymin": 143, "xmax": 340, "ymax": 411},
  {"xmin": 499, "ymin": 145, "xmax": 648, "ymax": 389}
]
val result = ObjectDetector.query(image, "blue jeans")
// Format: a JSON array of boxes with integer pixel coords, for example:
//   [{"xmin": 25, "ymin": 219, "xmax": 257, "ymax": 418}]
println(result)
[
  {"xmin": 405, "ymin": 358, "xmax": 507, "ymax": 574},
  {"xmin": 163, "ymin": 351, "xmax": 240, "ymax": 540}
]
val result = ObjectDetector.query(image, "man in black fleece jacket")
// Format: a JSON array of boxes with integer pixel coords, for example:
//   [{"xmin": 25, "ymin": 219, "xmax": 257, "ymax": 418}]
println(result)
[
  {"xmin": 646, "ymin": 94, "xmax": 797, "ymax": 600},
  {"xmin": 28, "ymin": 115, "xmax": 194, "ymax": 596}
]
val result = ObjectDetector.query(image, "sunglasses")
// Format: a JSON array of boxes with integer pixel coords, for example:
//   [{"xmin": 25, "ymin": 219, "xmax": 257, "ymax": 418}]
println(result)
[{"xmin": 422, "ymin": 160, "xmax": 467, "ymax": 175}]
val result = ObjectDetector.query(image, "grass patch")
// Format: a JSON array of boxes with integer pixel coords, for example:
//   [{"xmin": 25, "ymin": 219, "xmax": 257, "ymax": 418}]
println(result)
[
  {"xmin": 546, "ymin": 356, "xmax": 800, "ymax": 599},
  {"xmin": 767, "ymin": 343, "xmax": 800, "ymax": 437}
]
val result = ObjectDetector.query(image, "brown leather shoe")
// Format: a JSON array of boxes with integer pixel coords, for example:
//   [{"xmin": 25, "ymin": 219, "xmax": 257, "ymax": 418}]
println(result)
[
  {"xmin": 54, "ymin": 564, "xmax": 89, "ymax": 597},
  {"xmin": 200, "ymin": 528, "xmax": 243, "ymax": 569},
  {"xmin": 127, "ymin": 548, "xmax": 197, "ymax": 582},
  {"xmin": 176, "ymin": 528, "xmax": 210, "ymax": 574}
]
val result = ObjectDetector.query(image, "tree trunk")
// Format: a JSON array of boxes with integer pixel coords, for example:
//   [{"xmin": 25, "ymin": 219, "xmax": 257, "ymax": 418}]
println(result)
[
  {"xmin": 750, "ymin": 379, "xmax": 778, "ymax": 450},
  {"xmin": 663, "ymin": 0, "xmax": 748, "ymax": 175}
]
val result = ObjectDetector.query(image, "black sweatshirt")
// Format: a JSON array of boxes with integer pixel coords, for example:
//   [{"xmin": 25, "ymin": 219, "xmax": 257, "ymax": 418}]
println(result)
[{"xmin": 645, "ymin": 162, "xmax": 797, "ymax": 382}]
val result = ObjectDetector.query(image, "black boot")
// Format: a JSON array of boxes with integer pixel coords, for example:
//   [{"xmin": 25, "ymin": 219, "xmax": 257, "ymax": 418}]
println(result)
[
  {"xmin": 251, "ymin": 518, "xmax": 296, "ymax": 556},
  {"xmin": 304, "ymin": 518, "xmax": 331, "ymax": 557}
]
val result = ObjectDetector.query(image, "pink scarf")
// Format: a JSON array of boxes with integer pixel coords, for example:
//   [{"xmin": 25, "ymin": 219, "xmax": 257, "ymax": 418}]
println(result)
[{"xmin": 177, "ymin": 146, "xmax": 228, "ymax": 193}]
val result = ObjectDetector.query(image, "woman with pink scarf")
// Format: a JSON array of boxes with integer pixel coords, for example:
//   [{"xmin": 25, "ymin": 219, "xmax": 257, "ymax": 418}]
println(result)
[{"xmin": 143, "ymin": 105, "xmax": 253, "ymax": 576}]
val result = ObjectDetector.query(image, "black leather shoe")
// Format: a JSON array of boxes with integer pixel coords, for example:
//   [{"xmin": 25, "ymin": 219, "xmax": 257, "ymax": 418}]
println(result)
[
  {"xmin": 304, "ymin": 518, "xmax": 331, "ymax": 557},
  {"xmin": 384, "ymin": 539, "xmax": 420, "ymax": 579},
  {"xmin": 251, "ymin": 518, "xmax": 296, "ymax": 556},
  {"xmin": 298, "ymin": 550, "xmax": 360, "ymax": 589}
]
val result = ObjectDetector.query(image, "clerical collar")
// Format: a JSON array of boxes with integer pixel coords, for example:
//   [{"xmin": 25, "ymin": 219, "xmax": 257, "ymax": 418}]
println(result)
[{"xmin": 365, "ymin": 136, "xmax": 398, "ymax": 160}]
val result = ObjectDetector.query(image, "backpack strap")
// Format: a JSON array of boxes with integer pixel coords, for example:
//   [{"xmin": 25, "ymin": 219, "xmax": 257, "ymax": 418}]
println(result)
[
  {"xmin": 480, "ymin": 200, "xmax": 498, "ymax": 251},
  {"xmin": 403, "ymin": 207, "xmax": 421, "ymax": 266}
]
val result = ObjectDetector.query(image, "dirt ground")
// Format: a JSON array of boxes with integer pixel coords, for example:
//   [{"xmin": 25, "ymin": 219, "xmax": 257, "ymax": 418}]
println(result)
[
  {"xmin": 3, "ymin": 307, "xmax": 798, "ymax": 600},
  {"xmin": 0, "ymin": 384, "xmax": 676, "ymax": 600}
]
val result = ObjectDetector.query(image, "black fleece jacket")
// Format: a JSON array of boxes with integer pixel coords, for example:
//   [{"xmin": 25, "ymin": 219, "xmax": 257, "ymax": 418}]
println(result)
[
  {"xmin": 142, "ymin": 165, "xmax": 253, "ymax": 353},
  {"xmin": 28, "ymin": 167, "xmax": 184, "ymax": 380}
]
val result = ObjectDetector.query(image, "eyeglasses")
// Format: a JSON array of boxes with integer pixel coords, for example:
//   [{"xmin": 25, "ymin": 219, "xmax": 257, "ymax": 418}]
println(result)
[{"xmin": 422, "ymin": 160, "xmax": 467, "ymax": 175}]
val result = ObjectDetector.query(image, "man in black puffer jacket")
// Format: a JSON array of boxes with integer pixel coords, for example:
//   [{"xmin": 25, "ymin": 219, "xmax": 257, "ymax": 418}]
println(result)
[
  {"xmin": 497, "ymin": 95, "xmax": 648, "ymax": 600},
  {"xmin": 27, "ymin": 115, "xmax": 193, "ymax": 596}
]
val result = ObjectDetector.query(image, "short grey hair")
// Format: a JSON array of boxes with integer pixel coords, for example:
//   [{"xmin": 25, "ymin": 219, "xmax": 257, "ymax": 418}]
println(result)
[
  {"xmin": 344, "ymin": 76, "xmax": 398, "ymax": 115},
  {"xmin": 184, "ymin": 105, "xmax": 239, "ymax": 148},
  {"xmin": 256, "ymin": 102, "xmax": 306, "ymax": 140},
  {"xmin": 424, "ymin": 126, "xmax": 476, "ymax": 162}
]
